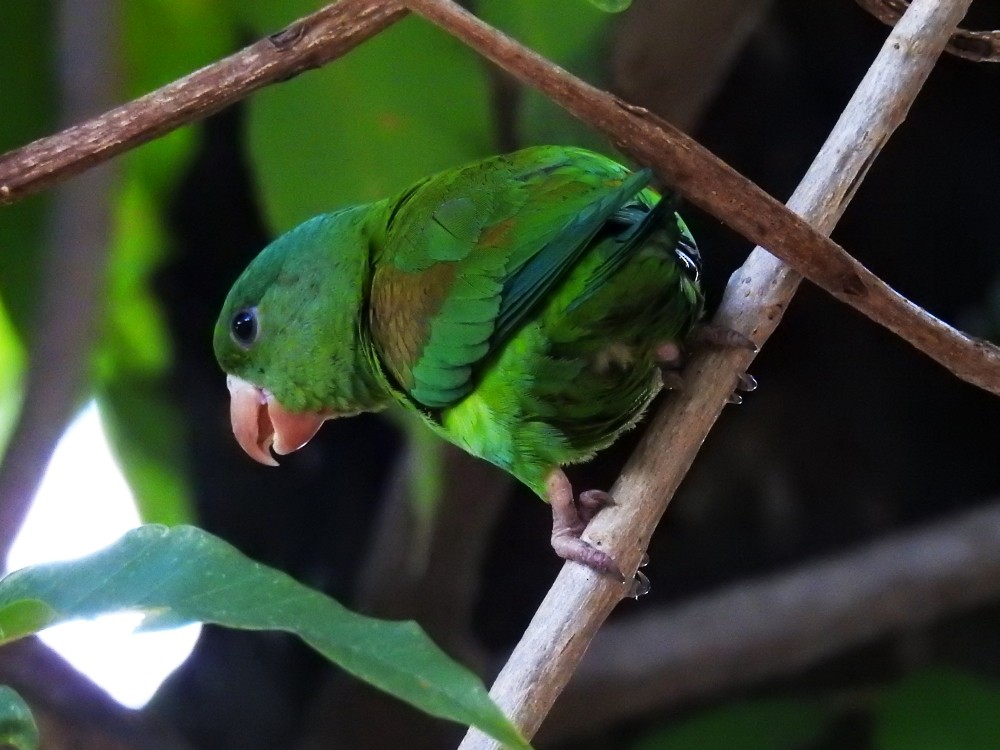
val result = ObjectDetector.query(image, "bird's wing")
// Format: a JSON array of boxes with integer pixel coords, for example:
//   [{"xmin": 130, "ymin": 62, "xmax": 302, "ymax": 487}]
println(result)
[{"xmin": 369, "ymin": 147, "xmax": 655, "ymax": 410}]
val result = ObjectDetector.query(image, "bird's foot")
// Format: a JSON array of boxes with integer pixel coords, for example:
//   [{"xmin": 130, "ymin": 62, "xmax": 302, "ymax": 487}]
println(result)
[
  {"xmin": 687, "ymin": 324, "xmax": 758, "ymax": 404},
  {"xmin": 727, "ymin": 372, "xmax": 759, "ymax": 404},
  {"xmin": 654, "ymin": 341, "xmax": 687, "ymax": 390},
  {"xmin": 627, "ymin": 569, "xmax": 651, "ymax": 599},
  {"xmin": 689, "ymin": 323, "xmax": 758, "ymax": 352},
  {"xmin": 546, "ymin": 471, "xmax": 623, "ymax": 581}
]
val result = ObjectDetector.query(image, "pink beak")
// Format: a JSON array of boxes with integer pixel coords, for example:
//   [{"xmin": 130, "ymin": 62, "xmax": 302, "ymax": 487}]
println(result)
[{"xmin": 226, "ymin": 375, "xmax": 327, "ymax": 466}]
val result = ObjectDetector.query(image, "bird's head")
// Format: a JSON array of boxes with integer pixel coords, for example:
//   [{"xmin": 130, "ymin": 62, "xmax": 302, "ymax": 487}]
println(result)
[{"xmin": 213, "ymin": 208, "xmax": 384, "ymax": 466}]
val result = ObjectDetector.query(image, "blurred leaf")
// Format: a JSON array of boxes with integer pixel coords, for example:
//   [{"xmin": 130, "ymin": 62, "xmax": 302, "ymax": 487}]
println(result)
[
  {"xmin": 0, "ymin": 686, "xmax": 38, "ymax": 750},
  {"xmin": 479, "ymin": 0, "xmax": 615, "ymax": 150},
  {"xmin": 480, "ymin": 0, "xmax": 609, "ymax": 64},
  {"xmin": 98, "ymin": 384, "xmax": 192, "ymax": 527},
  {"xmin": 0, "ymin": 296, "xmax": 25, "ymax": 464},
  {"xmin": 91, "ymin": 0, "xmax": 238, "ymax": 526},
  {"xmin": 586, "ymin": 0, "xmax": 632, "ymax": 11},
  {"xmin": 93, "ymin": 158, "xmax": 195, "ymax": 526},
  {"xmin": 243, "ymin": 15, "xmax": 494, "ymax": 231},
  {"xmin": 631, "ymin": 699, "xmax": 828, "ymax": 750},
  {"xmin": 0, "ymin": 600, "xmax": 55, "ymax": 644},
  {"xmin": 0, "ymin": 525, "xmax": 532, "ymax": 749},
  {"xmin": 0, "ymin": 0, "xmax": 56, "ymax": 337},
  {"xmin": 875, "ymin": 668, "xmax": 1000, "ymax": 750}
]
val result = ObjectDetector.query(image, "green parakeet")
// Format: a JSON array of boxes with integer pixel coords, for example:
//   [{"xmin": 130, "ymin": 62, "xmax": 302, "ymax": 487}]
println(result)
[{"xmin": 214, "ymin": 146, "xmax": 706, "ymax": 577}]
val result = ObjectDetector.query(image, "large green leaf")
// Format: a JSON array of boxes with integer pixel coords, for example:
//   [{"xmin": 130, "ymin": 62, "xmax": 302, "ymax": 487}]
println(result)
[
  {"xmin": 0, "ymin": 686, "xmax": 38, "ymax": 750},
  {"xmin": 0, "ymin": 525, "xmax": 531, "ymax": 749},
  {"xmin": 631, "ymin": 699, "xmax": 828, "ymax": 750},
  {"xmin": 875, "ymin": 669, "xmax": 1000, "ymax": 750},
  {"xmin": 242, "ymin": 12, "xmax": 494, "ymax": 231}
]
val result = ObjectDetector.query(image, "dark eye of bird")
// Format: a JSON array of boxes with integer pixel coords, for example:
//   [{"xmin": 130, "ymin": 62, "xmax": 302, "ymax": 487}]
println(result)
[{"xmin": 231, "ymin": 308, "xmax": 258, "ymax": 347}]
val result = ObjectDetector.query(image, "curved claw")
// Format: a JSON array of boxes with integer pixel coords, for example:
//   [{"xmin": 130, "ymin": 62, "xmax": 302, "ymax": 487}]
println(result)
[{"xmin": 738, "ymin": 372, "xmax": 758, "ymax": 392}]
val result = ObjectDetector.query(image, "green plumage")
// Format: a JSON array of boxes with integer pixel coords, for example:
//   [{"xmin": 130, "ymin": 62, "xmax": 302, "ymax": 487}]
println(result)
[{"xmin": 214, "ymin": 145, "xmax": 704, "ymax": 499}]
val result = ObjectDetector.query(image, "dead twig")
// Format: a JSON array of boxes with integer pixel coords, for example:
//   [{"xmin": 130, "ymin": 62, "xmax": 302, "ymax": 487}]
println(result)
[
  {"xmin": 414, "ymin": 0, "xmax": 974, "ymax": 745},
  {"xmin": 0, "ymin": 0, "xmax": 405, "ymax": 206}
]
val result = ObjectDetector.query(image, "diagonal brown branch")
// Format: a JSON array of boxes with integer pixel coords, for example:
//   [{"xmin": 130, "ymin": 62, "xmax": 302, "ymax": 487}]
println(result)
[
  {"xmin": 0, "ymin": 0, "xmax": 406, "ymax": 206},
  {"xmin": 414, "ymin": 0, "xmax": 974, "ymax": 745},
  {"xmin": 404, "ymin": 0, "xmax": 1000, "ymax": 403}
]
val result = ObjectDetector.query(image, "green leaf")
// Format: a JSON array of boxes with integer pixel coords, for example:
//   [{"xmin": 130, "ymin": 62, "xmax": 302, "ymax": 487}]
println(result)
[
  {"xmin": 0, "ymin": 600, "xmax": 56, "ymax": 644},
  {"xmin": 243, "ymin": 15, "xmax": 494, "ymax": 231},
  {"xmin": 875, "ymin": 668, "xmax": 1000, "ymax": 750},
  {"xmin": 585, "ymin": 0, "xmax": 632, "ymax": 11},
  {"xmin": 478, "ymin": 0, "xmax": 615, "ymax": 150},
  {"xmin": 0, "ymin": 295, "xmax": 25, "ymax": 464},
  {"xmin": 0, "ymin": 686, "xmax": 39, "ymax": 750},
  {"xmin": 631, "ymin": 699, "xmax": 828, "ymax": 750},
  {"xmin": 0, "ymin": 525, "xmax": 531, "ymax": 749}
]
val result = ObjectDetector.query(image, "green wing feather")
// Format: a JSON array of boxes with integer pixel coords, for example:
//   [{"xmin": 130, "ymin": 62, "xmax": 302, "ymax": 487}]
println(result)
[{"xmin": 369, "ymin": 146, "xmax": 661, "ymax": 410}]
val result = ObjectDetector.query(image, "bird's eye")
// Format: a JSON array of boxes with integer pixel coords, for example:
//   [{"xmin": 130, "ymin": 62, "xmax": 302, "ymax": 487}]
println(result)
[{"xmin": 231, "ymin": 308, "xmax": 259, "ymax": 347}]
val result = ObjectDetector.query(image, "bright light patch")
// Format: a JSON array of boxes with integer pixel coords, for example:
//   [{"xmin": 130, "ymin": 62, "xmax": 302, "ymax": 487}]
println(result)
[{"xmin": 5, "ymin": 401, "xmax": 201, "ymax": 709}]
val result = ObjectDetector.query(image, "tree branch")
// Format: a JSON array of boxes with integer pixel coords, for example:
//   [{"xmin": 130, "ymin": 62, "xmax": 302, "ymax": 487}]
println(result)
[
  {"xmin": 857, "ymin": 0, "xmax": 1000, "ymax": 61},
  {"xmin": 418, "ymin": 0, "xmax": 974, "ymax": 745},
  {"xmin": 540, "ymin": 499, "xmax": 1000, "ymax": 742},
  {"xmin": 0, "ymin": 0, "xmax": 406, "ymax": 206}
]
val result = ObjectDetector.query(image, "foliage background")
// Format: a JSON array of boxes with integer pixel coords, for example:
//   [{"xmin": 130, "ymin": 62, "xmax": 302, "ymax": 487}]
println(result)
[{"xmin": 2, "ymin": 0, "xmax": 1000, "ymax": 748}]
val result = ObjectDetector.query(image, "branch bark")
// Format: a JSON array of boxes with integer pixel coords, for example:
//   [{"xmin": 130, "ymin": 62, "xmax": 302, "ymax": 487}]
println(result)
[
  {"xmin": 406, "ymin": 0, "xmax": 973, "ymax": 745},
  {"xmin": 0, "ymin": 0, "xmax": 406, "ymax": 206},
  {"xmin": 540, "ymin": 498, "xmax": 1000, "ymax": 743},
  {"xmin": 857, "ymin": 0, "xmax": 1000, "ymax": 61}
]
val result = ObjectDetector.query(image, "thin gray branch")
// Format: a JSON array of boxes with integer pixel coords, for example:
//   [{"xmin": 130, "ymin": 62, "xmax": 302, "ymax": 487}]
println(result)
[
  {"xmin": 0, "ymin": 0, "xmax": 117, "ymax": 563},
  {"xmin": 541, "ymin": 499, "xmax": 1000, "ymax": 742}
]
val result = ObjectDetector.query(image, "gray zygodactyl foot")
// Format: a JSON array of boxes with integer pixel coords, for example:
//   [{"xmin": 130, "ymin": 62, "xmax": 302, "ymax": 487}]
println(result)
[{"xmin": 546, "ymin": 470, "xmax": 623, "ymax": 581}]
